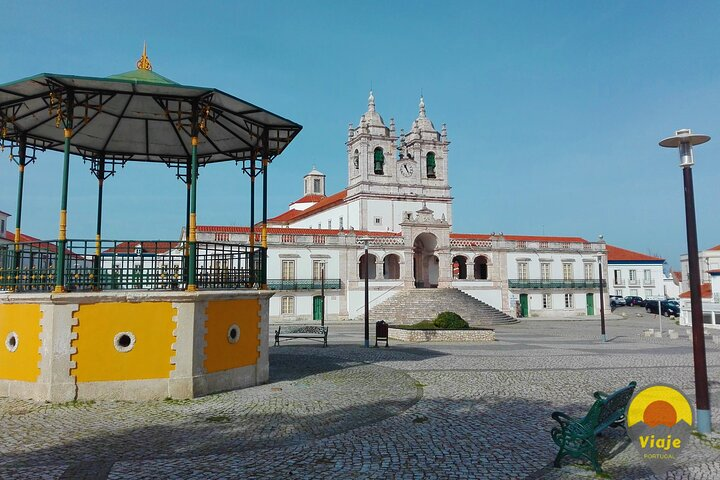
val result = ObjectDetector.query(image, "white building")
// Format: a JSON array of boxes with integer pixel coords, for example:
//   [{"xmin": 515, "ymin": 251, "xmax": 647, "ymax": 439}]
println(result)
[
  {"xmin": 680, "ymin": 244, "xmax": 720, "ymax": 293},
  {"xmin": 199, "ymin": 93, "xmax": 608, "ymax": 322},
  {"xmin": 605, "ymin": 245, "xmax": 665, "ymax": 300}
]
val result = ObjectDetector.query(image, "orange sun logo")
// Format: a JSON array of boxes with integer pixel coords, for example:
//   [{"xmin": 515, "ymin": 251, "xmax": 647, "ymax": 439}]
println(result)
[{"xmin": 643, "ymin": 400, "xmax": 677, "ymax": 428}]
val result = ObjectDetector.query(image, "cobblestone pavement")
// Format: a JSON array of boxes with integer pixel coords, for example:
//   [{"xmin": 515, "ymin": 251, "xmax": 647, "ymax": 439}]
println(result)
[{"xmin": 2, "ymin": 310, "xmax": 720, "ymax": 479}]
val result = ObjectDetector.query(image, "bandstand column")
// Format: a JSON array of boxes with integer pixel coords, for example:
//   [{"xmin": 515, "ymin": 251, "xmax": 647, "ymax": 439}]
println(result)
[
  {"xmin": 187, "ymin": 136, "xmax": 199, "ymax": 291},
  {"xmin": 14, "ymin": 134, "xmax": 27, "ymax": 247},
  {"xmin": 54, "ymin": 95, "xmax": 74, "ymax": 293},
  {"xmin": 250, "ymin": 157, "xmax": 256, "ymax": 286},
  {"xmin": 261, "ymin": 154, "xmax": 268, "ymax": 289},
  {"xmin": 93, "ymin": 157, "xmax": 105, "ymax": 289}
]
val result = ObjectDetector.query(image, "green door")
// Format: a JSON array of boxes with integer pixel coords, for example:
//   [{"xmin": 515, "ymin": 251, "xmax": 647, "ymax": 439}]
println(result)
[
  {"xmin": 586, "ymin": 293, "xmax": 594, "ymax": 315},
  {"xmin": 519, "ymin": 294, "xmax": 529, "ymax": 317},
  {"xmin": 313, "ymin": 296, "xmax": 323, "ymax": 321}
]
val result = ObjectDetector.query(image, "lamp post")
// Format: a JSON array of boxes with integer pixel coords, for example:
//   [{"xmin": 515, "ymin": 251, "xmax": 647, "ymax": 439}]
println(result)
[
  {"xmin": 659, "ymin": 128, "xmax": 712, "ymax": 434},
  {"xmin": 360, "ymin": 237, "xmax": 372, "ymax": 348},
  {"xmin": 597, "ymin": 246, "xmax": 607, "ymax": 342},
  {"xmin": 320, "ymin": 263, "xmax": 325, "ymax": 328}
]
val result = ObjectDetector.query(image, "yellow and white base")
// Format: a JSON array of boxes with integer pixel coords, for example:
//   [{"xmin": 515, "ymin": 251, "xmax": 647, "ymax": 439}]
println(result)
[{"xmin": 0, "ymin": 290, "xmax": 271, "ymax": 402}]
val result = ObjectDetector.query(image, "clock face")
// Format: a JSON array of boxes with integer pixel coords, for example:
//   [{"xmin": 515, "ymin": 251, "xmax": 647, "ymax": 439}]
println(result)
[{"xmin": 400, "ymin": 162, "xmax": 414, "ymax": 177}]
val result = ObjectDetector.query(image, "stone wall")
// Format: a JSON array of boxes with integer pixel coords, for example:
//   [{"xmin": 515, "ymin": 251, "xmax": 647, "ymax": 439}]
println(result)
[{"xmin": 388, "ymin": 327, "xmax": 495, "ymax": 342}]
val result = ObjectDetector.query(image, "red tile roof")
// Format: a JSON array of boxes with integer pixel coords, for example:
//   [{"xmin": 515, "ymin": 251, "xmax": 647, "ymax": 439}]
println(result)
[
  {"xmin": 102, "ymin": 241, "xmax": 180, "ymax": 254},
  {"xmin": 198, "ymin": 225, "xmax": 401, "ymax": 237},
  {"xmin": 679, "ymin": 283, "xmax": 712, "ymax": 299},
  {"xmin": 290, "ymin": 194, "xmax": 325, "ymax": 205},
  {"xmin": 710, "ymin": 244, "xmax": 720, "ymax": 251},
  {"xmin": 268, "ymin": 190, "xmax": 347, "ymax": 225},
  {"xmin": 708, "ymin": 269, "xmax": 720, "ymax": 275},
  {"xmin": 606, "ymin": 245, "xmax": 664, "ymax": 262},
  {"xmin": 672, "ymin": 271, "xmax": 682, "ymax": 284},
  {"xmin": 451, "ymin": 233, "xmax": 587, "ymax": 243}
]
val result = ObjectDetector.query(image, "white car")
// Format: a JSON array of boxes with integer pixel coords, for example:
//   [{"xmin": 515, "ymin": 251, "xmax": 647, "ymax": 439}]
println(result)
[{"xmin": 610, "ymin": 295, "xmax": 626, "ymax": 307}]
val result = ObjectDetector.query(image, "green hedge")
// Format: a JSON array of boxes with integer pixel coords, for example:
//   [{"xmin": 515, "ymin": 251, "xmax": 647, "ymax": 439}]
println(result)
[{"xmin": 433, "ymin": 312, "xmax": 468, "ymax": 329}]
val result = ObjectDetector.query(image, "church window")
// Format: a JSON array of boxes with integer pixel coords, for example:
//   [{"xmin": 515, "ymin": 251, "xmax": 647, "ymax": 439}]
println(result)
[
  {"xmin": 475, "ymin": 256, "xmax": 489, "ymax": 280},
  {"xmin": 426, "ymin": 152, "xmax": 436, "ymax": 178},
  {"xmin": 383, "ymin": 254, "xmax": 401, "ymax": 279},
  {"xmin": 543, "ymin": 294, "xmax": 552, "ymax": 309},
  {"xmin": 312, "ymin": 260, "xmax": 326, "ymax": 280},
  {"xmin": 328, "ymin": 220, "xmax": 332, "ymax": 229},
  {"xmin": 339, "ymin": 217, "xmax": 344, "ymax": 230},
  {"xmin": 541, "ymin": 262, "xmax": 551, "ymax": 281},
  {"xmin": 373, "ymin": 147, "xmax": 384, "ymax": 175},
  {"xmin": 313, "ymin": 178, "xmax": 321, "ymax": 193},
  {"xmin": 359, "ymin": 253, "xmax": 377, "ymax": 279},
  {"xmin": 281, "ymin": 260, "xmax": 295, "ymax": 281},
  {"xmin": 353, "ymin": 149, "xmax": 359, "ymax": 169},
  {"xmin": 452, "ymin": 256, "xmax": 467, "ymax": 280},
  {"xmin": 517, "ymin": 261, "xmax": 528, "ymax": 280},
  {"xmin": 281, "ymin": 296, "xmax": 295, "ymax": 315}
]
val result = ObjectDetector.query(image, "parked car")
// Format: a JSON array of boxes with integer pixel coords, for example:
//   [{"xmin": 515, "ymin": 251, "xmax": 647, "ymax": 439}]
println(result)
[
  {"xmin": 625, "ymin": 296, "xmax": 644, "ymax": 306},
  {"xmin": 610, "ymin": 295, "xmax": 626, "ymax": 307},
  {"xmin": 645, "ymin": 300, "xmax": 680, "ymax": 317}
]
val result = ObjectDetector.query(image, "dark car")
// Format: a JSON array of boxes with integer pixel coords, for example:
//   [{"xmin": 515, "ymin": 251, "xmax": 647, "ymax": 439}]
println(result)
[
  {"xmin": 645, "ymin": 300, "xmax": 680, "ymax": 317},
  {"xmin": 625, "ymin": 296, "xmax": 644, "ymax": 306}
]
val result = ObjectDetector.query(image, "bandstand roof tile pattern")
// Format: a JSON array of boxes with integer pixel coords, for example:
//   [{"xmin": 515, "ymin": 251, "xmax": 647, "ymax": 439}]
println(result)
[
  {"xmin": 606, "ymin": 245, "xmax": 664, "ymax": 263},
  {"xmin": 0, "ymin": 63, "xmax": 302, "ymax": 165}
]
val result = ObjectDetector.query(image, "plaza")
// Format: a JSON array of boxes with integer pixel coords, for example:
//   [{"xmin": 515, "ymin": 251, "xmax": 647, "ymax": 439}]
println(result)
[{"xmin": 1, "ymin": 310, "xmax": 719, "ymax": 479}]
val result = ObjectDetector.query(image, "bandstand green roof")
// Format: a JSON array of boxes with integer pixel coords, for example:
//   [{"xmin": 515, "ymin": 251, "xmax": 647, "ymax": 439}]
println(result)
[{"xmin": 0, "ymin": 50, "xmax": 302, "ymax": 165}]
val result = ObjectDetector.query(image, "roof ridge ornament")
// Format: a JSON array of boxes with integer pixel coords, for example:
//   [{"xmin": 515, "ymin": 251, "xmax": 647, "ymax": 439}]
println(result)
[
  {"xmin": 419, "ymin": 96, "xmax": 426, "ymax": 118},
  {"xmin": 137, "ymin": 42, "xmax": 152, "ymax": 71},
  {"xmin": 368, "ymin": 90, "xmax": 375, "ymax": 112}
]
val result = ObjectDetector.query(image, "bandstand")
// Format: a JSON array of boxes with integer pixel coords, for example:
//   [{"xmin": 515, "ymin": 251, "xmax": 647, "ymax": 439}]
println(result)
[{"xmin": 0, "ymin": 47, "xmax": 302, "ymax": 401}]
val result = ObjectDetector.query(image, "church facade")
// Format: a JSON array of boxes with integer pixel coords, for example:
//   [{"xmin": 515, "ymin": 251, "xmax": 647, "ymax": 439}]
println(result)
[{"xmin": 198, "ymin": 93, "xmax": 608, "ymax": 321}]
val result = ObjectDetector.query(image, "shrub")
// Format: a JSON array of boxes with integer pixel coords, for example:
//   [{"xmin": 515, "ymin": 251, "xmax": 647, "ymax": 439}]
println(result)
[{"xmin": 433, "ymin": 311, "xmax": 468, "ymax": 329}]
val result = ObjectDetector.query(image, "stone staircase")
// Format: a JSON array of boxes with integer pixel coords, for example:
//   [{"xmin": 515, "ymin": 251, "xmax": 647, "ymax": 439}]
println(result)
[{"xmin": 361, "ymin": 288, "xmax": 517, "ymax": 326}]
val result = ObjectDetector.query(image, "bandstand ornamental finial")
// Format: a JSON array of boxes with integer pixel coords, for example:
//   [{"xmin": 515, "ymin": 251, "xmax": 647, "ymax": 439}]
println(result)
[{"xmin": 137, "ymin": 42, "xmax": 152, "ymax": 71}]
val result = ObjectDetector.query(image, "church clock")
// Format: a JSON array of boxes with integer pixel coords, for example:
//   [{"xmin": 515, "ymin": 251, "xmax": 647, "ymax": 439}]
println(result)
[{"xmin": 399, "ymin": 162, "xmax": 414, "ymax": 177}]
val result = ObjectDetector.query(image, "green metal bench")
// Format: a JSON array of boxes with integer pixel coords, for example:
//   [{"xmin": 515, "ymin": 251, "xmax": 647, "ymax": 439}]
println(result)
[
  {"xmin": 274, "ymin": 325, "xmax": 328, "ymax": 347},
  {"xmin": 551, "ymin": 381, "xmax": 637, "ymax": 473}
]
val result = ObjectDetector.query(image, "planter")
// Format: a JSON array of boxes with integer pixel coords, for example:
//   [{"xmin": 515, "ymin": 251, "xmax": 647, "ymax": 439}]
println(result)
[{"xmin": 388, "ymin": 326, "xmax": 495, "ymax": 342}]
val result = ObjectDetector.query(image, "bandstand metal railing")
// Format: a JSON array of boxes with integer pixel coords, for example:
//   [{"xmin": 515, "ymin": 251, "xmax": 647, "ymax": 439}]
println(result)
[{"xmin": 0, "ymin": 240, "xmax": 265, "ymax": 292}]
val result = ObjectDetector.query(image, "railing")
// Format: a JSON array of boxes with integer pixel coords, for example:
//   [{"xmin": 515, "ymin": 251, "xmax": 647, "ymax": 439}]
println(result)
[
  {"xmin": 614, "ymin": 279, "xmax": 625, "ymax": 286},
  {"xmin": 266, "ymin": 279, "xmax": 342, "ymax": 290},
  {"xmin": 508, "ymin": 279, "xmax": 606, "ymax": 289},
  {"xmin": 642, "ymin": 279, "xmax": 654, "ymax": 286},
  {"xmin": 0, "ymin": 240, "xmax": 265, "ymax": 292}
]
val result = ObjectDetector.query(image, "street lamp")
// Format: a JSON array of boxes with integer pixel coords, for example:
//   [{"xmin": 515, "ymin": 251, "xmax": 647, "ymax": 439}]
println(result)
[
  {"xmin": 360, "ymin": 237, "xmax": 372, "ymax": 348},
  {"xmin": 597, "ymin": 241, "xmax": 607, "ymax": 342},
  {"xmin": 659, "ymin": 128, "xmax": 712, "ymax": 434},
  {"xmin": 320, "ymin": 262, "xmax": 325, "ymax": 328}
]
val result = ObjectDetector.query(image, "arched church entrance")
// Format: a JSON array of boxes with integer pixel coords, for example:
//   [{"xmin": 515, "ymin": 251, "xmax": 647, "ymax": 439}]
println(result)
[{"xmin": 413, "ymin": 233, "xmax": 439, "ymax": 288}]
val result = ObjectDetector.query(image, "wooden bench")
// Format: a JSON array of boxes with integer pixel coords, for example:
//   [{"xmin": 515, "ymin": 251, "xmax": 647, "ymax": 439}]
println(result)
[
  {"xmin": 551, "ymin": 381, "xmax": 637, "ymax": 473},
  {"xmin": 274, "ymin": 325, "xmax": 328, "ymax": 347}
]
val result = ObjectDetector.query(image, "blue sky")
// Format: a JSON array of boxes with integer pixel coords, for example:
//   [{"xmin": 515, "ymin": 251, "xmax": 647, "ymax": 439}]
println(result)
[{"xmin": 2, "ymin": 1, "xmax": 720, "ymax": 269}]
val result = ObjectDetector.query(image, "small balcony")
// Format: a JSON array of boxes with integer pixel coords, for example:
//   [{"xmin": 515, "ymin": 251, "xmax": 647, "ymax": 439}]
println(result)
[
  {"xmin": 508, "ymin": 279, "xmax": 606, "ymax": 289},
  {"xmin": 643, "ymin": 279, "xmax": 655, "ymax": 286},
  {"xmin": 267, "ymin": 279, "xmax": 342, "ymax": 291},
  {"xmin": 613, "ymin": 278, "xmax": 625, "ymax": 286}
]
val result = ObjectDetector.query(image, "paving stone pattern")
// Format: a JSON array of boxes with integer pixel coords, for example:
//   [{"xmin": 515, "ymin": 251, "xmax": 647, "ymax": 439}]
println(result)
[{"xmin": 1, "ymin": 310, "xmax": 720, "ymax": 479}]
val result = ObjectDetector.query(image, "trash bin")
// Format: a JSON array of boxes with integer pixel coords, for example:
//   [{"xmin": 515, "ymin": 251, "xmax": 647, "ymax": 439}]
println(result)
[{"xmin": 375, "ymin": 320, "xmax": 389, "ymax": 348}]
